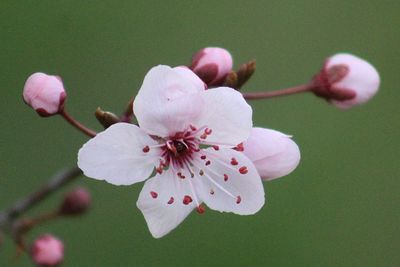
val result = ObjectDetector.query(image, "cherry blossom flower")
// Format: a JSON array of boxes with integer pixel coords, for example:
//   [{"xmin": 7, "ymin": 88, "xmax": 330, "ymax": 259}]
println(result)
[
  {"xmin": 190, "ymin": 47, "xmax": 233, "ymax": 86},
  {"xmin": 23, "ymin": 73, "xmax": 66, "ymax": 117},
  {"xmin": 31, "ymin": 234, "xmax": 64, "ymax": 267},
  {"xmin": 313, "ymin": 53, "xmax": 380, "ymax": 109},
  {"xmin": 242, "ymin": 128, "xmax": 300, "ymax": 180},
  {"xmin": 78, "ymin": 65, "xmax": 265, "ymax": 238}
]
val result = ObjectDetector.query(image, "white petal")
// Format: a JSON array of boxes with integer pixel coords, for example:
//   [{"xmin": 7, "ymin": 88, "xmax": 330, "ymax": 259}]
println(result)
[
  {"xmin": 173, "ymin": 66, "xmax": 206, "ymax": 90},
  {"xmin": 137, "ymin": 170, "xmax": 196, "ymax": 238},
  {"xmin": 193, "ymin": 87, "xmax": 252, "ymax": 146},
  {"xmin": 134, "ymin": 65, "xmax": 205, "ymax": 137},
  {"xmin": 78, "ymin": 123, "xmax": 160, "ymax": 185},
  {"xmin": 193, "ymin": 148, "xmax": 265, "ymax": 215}
]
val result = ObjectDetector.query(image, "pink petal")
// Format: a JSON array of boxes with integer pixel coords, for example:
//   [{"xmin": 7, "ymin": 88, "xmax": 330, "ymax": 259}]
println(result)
[
  {"xmin": 193, "ymin": 148, "xmax": 264, "ymax": 215},
  {"xmin": 134, "ymin": 65, "xmax": 205, "ymax": 137},
  {"xmin": 137, "ymin": 169, "xmax": 196, "ymax": 238},
  {"xmin": 193, "ymin": 87, "xmax": 252, "ymax": 147},
  {"xmin": 327, "ymin": 54, "xmax": 380, "ymax": 109},
  {"xmin": 243, "ymin": 128, "xmax": 300, "ymax": 180},
  {"xmin": 78, "ymin": 123, "xmax": 160, "ymax": 185}
]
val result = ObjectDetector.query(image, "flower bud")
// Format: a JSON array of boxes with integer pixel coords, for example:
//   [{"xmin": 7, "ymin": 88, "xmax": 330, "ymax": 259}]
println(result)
[
  {"xmin": 59, "ymin": 187, "xmax": 91, "ymax": 216},
  {"xmin": 31, "ymin": 234, "xmax": 64, "ymax": 267},
  {"xmin": 313, "ymin": 53, "xmax": 380, "ymax": 109},
  {"xmin": 242, "ymin": 128, "xmax": 300, "ymax": 181},
  {"xmin": 190, "ymin": 47, "xmax": 233, "ymax": 86},
  {"xmin": 23, "ymin": 72, "xmax": 66, "ymax": 117}
]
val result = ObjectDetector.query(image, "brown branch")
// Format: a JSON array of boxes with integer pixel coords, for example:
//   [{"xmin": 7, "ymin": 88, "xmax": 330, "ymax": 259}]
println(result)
[
  {"xmin": 0, "ymin": 167, "xmax": 82, "ymax": 231},
  {"xmin": 242, "ymin": 83, "xmax": 315, "ymax": 100}
]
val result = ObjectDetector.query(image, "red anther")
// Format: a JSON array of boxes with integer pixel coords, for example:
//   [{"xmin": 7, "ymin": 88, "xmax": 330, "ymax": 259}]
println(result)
[
  {"xmin": 183, "ymin": 195, "xmax": 193, "ymax": 205},
  {"xmin": 177, "ymin": 172, "xmax": 186, "ymax": 179},
  {"xmin": 197, "ymin": 205, "xmax": 206, "ymax": 214},
  {"xmin": 167, "ymin": 197, "xmax": 174, "ymax": 204},
  {"xmin": 200, "ymin": 133, "xmax": 207, "ymax": 139},
  {"xmin": 212, "ymin": 145, "xmax": 219, "ymax": 151},
  {"xmin": 223, "ymin": 174, "xmax": 229, "ymax": 181},
  {"xmin": 239, "ymin": 166, "xmax": 248, "ymax": 174},
  {"xmin": 142, "ymin": 146, "xmax": 150, "ymax": 153},
  {"xmin": 200, "ymin": 155, "xmax": 207, "ymax": 160},
  {"xmin": 150, "ymin": 191, "xmax": 158, "ymax": 199},
  {"xmin": 210, "ymin": 189, "xmax": 215, "ymax": 195},
  {"xmin": 184, "ymin": 131, "xmax": 191, "ymax": 137},
  {"xmin": 205, "ymin": 160, "xmax": 211, "ymax": 166},
  {"xmin": 234, "ymin": 143, "xmax": 244, "ymax": 152},
  {"xmin": 204, "ymin": 128, "xmax": 212, "ymax": 135},
  {"xmin": 190, "ymin": 125, "xmax": 197, "ymax": 131},
  {"xmin": 236, "ymin": 196, "xmax": 242, "ymax": 204},
  {"xmin": 230, "ymin": 158, "xmax": 238, "ymax": 165}
]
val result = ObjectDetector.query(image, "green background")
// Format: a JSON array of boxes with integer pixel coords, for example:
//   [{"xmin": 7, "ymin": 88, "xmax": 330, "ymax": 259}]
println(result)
[{"xmin": 1, "ymin": 1, "xmax": 399, "ymax": 266}]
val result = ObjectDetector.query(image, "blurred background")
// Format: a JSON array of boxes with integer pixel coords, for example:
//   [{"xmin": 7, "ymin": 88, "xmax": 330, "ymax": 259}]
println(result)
[{"xmin": 1, "ymin": 1, "xmax": 399, "ymax": 266}]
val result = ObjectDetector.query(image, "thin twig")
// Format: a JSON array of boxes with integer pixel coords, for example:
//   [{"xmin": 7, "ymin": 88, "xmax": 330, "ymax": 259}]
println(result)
[
  {"xmin": 242, "ymin": 83, "xmax": 314, "ymax": 100},
  {"xmin": 0, "ymin": 167, "xmax": 82, "ymax": 230}
]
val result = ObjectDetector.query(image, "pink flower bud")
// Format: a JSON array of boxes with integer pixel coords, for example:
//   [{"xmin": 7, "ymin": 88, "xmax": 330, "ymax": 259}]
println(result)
[
  {"xmin": 313, "ymin": 53, "xmax": 380, "ymax": 109},
  {"xmin": 190, "ymin": 47, "xmax": 233, "ymax": 86},
  {"xmin": 23, "ymin": 72, "xmax": 67, "ymax": 117},
  {"xmin": 59, "ymin": 187, "xmax": 91, "ymax": 216},
  {"xmin": 242, "ymin": 128, "xmax": 300, "ymax": 181},
  {"xmin": 31, "ymin": 234, "xmax": 64, "ymax": 267}
]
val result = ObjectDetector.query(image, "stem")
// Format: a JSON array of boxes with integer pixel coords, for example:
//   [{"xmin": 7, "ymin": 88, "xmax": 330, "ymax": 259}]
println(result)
[
  {"xmin": 120, "ymin": 97, "xmax": 134, "ymax": 123},
  {"xmin": 242, "ymin": 83, "xmax": 315, "ymax": 100},
  {"xmin": 60, "ymin": 110, "xmax": 97, "ymax": 137},
  {"xmin": 0, "ymin": 167, "xmax": 82, "ymax": 230}
]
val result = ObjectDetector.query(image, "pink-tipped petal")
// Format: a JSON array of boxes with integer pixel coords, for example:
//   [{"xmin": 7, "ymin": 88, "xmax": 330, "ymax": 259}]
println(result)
[
  {"xmin": 243, "ymin": 128, "xmax": 301, "ymax": 180},
  {"xmin": 23, "ymin": 72, "xmax": 66, "ymax": 116},
  {"xmin": 78, "ymin": 123, "xmax": 160, "ymax": 185}
]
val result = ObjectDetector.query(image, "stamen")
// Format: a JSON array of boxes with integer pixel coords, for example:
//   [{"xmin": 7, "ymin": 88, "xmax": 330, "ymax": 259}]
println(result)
[
  {"xmin": 196, "ymin": 205, "xmax": 206, "ymax": 214},
  {"xmin": 212, "ymin": 145, "xmax": 219, "ymax": 151},
  {"xmin": 150, "ymin": 191, "xmax": 158, "ymax": 199},
  {"xmin": 167, "ymin": 197, "xmax": 174, "ymax": 204},
  {"xmin": 142, "ymin": 146, "xmax": 150, "ymax": 153},
  {"xmin": 234, "ymin": 143, "xmax": 244, "ymax": 152},
  {"xmin": 224, "ymin": 174, "xmax": 229, "ymax": 181},
  {"xmin": 239, "ymin": 166, "xmax": 248, "ymax": 174},
  {"xmin": 230, "ymin": 158, "xmax": 238, "ymax": 166},
  {"xmin": 183, "ymin": 195, "xmax": 193, "ymax": 205},
  {"xmin": 205, "ymin": 160, "xmax": 211, "ymax": 166},
  {"xmin": 236, "ymin": 196, "xmax": 242, "ymax": 204}
]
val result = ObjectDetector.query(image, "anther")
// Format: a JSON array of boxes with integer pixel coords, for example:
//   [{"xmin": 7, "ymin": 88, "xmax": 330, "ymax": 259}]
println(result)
[
  {"xmin": 167, "ymin": 197, "xmax": 174, "ymax": 204},
  {"xmin": 183, "ymin": 195, "xmax": 193, "ymax": 205},
  {"xmin": 230, "ymin": 158, "xmax": 238, "ymax": 165},
  {"xmin": 210, "ymin": 189, "xmax": 215, "ymax": 195},
  {"xmin": 234, "ymin": 143, "xmax": 244, "ymax": 152},
  {"xmin": 223, "ymin": 174, "xmax": 229, "ymax": 181},
  {"xmin": 199, "ymin": 170, "xmax": 204, "ymax": 176},
  {"xmin": 212, "ymin": 145, "xmax": 219, "ymax": 151},
  {"xmin": 150, "ymin": 191, "xmax": 158, "ymax": 199},
  {"xmin": 239, "ymin": 166, "xmax": 248, "ymax": 174},
  {"xmin": 142, "ymin": 146, "xmax": 150, "ymax": 153},
  {"xmin": 196, "ymin": 205, "xmax": 206, "ymax": 214},
  {"xmin": 204, "ymin": 128, "xmax": 212, "ymax": 135},
  {"xmin": 236, "ymin": 196, "xmax": 242, "ymax": 204},
  {"xmin": 200, "ymin": 155, "xmax": 207, "ymax": 160},
  {"xmin": 205, "ymin": 160, "xmax": 211, "ymax": 166}
]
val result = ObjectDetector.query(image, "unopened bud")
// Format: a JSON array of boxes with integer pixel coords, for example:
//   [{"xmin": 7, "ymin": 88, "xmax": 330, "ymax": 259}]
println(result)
[
  {"xmin": 190, "ymin": 47, "xmax": 233, "ymax": 86},
  {"xmin": 313, "ymin": 53, "xmax": 380, "ymax": 109},
  {"xmin": 31, "ymin": 234, "xmax": 64, "ymax": 267},
  {"xmin": 242, "ymin": 128, "xmax": 300, "ymax": 180},
  {"xmin": 95, "ymin": 107, "xmax": 120, "ymax": 128},
  {"xmin": 59, "ymin": 187, "xmax": 91, "ymax": 216},
  {"xmin": 23, "ymin": 73, "xmax": 66, "ymax": 117}
]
